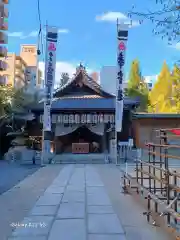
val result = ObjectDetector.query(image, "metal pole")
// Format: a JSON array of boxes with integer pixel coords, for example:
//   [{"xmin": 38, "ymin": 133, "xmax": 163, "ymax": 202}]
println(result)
[
  {"xmin": 41, "ymin": 24, "xmax": 58, "ymax": 166},
  {"xmin": 116, "ymin": 20, "xmax": 129, "ymax": 165}
]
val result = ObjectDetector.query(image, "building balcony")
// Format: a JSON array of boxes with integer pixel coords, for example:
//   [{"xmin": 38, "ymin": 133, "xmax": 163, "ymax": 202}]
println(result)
[
  {"xmin": 0, "ymin": 75, "xmax": 6, "ymax": 84},
  {"xmin": 0, "ymin": 46, "xmax": 7, "ymax": 57},
  {"xmin": 2, "ymin": 0, "xmax": 8, "ymax": 4},
  {"xmin": 3, "ymin": 7, "xmax": 8, "ymax": 17},
  {"xmin": 15, "ymin": 69, "xmax": 25, "ymax": 79},
  {"xmin": 15, "ymin": 60, "xmax": 23, "ymax": 69},
  {"xmin": 0, "ymin": 60, "xmax": 7, "ymax": 70},
  {"xmin": 0, "ymin": 4, "xmax": 8, "ymax": 17},
  {"xmin": 0, "ymin": 31, "xmax": 7, "ymax": 43},
  {"xmin": 0, "ymin": 18, "xmax": 8, "ymax": 30}
]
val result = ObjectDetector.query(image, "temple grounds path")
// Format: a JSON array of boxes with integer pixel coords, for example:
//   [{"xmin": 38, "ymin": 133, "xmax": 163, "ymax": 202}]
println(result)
[{"xmin": 3, "ymin": 164, "xmax": 171, "ymax": 240}]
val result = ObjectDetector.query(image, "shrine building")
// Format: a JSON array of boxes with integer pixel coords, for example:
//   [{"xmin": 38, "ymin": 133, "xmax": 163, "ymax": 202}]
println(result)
[{"xmin": 28, "ymin": 64, "xmax": 139, "ymax": 163}]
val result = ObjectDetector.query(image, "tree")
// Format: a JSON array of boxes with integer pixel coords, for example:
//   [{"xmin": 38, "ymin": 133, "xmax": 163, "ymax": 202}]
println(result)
[
  {"xmin": 125, "ymin": 60, "xmax": 149, "ymax": 111},
  {"xmin": 148, "ymin": 61, "xmax": 173, "ymax": 112},
  {"xmin": 128, "ymin": 0, "xmax": 180, "ymax": 44},
  {"xmin": 0, "ymin": 84, "xmax": 38, "ymax": 118},
  {"xmin": 171, "ymin": 64, "xmax": 180, "ymax": 112},
  {"xmin": 59, "ymin": 72, "xmax": 70, "ymax": 87},
  {"xmin": 127, "ymin": 59, "xmax": 142, "ymax": 89}
]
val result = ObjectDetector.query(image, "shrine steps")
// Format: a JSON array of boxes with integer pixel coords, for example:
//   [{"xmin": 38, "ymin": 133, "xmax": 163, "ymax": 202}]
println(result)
[{"xmin": 52, "ymin": 153, "xmax": 106, "ymax": 164}]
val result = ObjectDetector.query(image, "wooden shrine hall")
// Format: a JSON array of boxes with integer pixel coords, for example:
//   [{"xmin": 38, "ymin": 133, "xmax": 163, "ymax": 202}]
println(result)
[{"xmin": 28, "ymin": 64, "xmax": 139, "ymax": 162}]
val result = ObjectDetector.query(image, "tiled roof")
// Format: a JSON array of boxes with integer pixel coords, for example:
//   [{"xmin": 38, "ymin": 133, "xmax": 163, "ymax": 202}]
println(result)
[
  {"xmin": 56, "ymin": 95, "xmax": 103, "ymax": 99},
  {"xmin": 54, "ymin": 68, "xmax": 114, "ymax": 98},
  {"xmin": 32, "ymin": 97, "xmax": 139, "ymax": 111}
]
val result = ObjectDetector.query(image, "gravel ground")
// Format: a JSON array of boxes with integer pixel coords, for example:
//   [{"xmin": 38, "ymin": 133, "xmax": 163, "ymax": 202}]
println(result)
[
  {"xmin": 96, "ymin": 164, "xmax": 171, "ymax": 240},
  {"xmin": 0, "ymin": 164, "xmax": 63, "ymax": 240}
]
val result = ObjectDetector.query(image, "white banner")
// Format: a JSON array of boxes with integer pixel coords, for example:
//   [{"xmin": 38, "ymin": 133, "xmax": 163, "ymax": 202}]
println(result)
[
  {"xmin": 43, "ymin": 26, "xmax": 58, "ymax": 132},
  {"xmin": 116, "ymin": 24, "xmax": 128, "ymax": 132},
  {"xmin": 43, "ymin": 104, "xmax": 51, "ymax": 131}
]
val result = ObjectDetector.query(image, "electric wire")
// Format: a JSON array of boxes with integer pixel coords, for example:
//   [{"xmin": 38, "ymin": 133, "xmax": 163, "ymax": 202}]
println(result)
[{"xmin": 37, "ymin": 0, "xmax": 45, "ymax": 62}]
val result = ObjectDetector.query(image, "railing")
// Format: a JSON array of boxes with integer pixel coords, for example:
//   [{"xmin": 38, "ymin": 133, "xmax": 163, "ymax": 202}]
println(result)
[
  {"xmin": 121, "ymin": 128, "xmax": 180, "ymax": 239},
  {"xmin": 117, "ymin": 139, "xmax": 134, "ymax": 164}
]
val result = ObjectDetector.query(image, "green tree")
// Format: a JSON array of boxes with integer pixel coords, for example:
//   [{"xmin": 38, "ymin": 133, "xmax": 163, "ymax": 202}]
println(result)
[
  {"xmin": 125, "ymin": 60, "xmax": 149, "ymax": 111},
  {"xmin": 148, "ymin": 61, "xmax": 172, "ymax": 113}
]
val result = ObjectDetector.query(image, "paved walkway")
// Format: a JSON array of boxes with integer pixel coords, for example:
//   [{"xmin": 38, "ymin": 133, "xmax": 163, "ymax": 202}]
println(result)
[{"xmin": 7, "ymin": 164, "xmax": 170, "ymax": 240}]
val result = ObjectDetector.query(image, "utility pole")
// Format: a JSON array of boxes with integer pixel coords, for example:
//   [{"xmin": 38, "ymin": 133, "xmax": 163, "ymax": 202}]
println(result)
[
  {"xmin": 41, "ymin": 25, "xmax": 58, "ymax": 166},
  {"xmin": 115, "ymin": 20, "xmax": 130, "ymax": 165}
]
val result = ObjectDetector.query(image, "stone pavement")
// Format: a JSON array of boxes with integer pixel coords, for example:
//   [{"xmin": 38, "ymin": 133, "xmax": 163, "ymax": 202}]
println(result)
[
  {"xmin": 0, "ymin": 164, "xmax": 63, "ymax": 240},
  {"xmin": 8, "ymin": 165, "xmax": 126, "ymax": 240}
]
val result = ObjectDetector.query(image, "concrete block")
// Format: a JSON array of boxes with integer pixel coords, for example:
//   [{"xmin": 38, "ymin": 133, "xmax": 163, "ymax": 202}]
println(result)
[
  {"xmin": 44, "ymin": 186, "xmax": 65, "ymax": 194},
  {"xmin": 36, "ymin": 193, "xmax": 62, "ymax": 206},
  {"xmin": 87, "ymin": 193, "xmax": 111, "ymax": 205},
  {"xmin": 8, "ymin": 237, "xmax": 46, "ymax": 240},
  {"xmin": 87, "ymin": 186, "xmax": 106, "ymax": 194},
  {"xmin": 30, "ymin": 205, "xmax": 58, "ymax": 216},
  {"xmin": 88, "ymin": 214, "xmax": 124, "ymax": 234},
  {"xmin": 57, "ymin": 202, "xmax": 85, "ymax": 218},
  {"xmin": 48, "ymin": 219, "xmax": 86, "ymax": 240},
  {"xmin": 88, "ymin": 205, "xmax": 114, "ymax": 214},
  {"xmin": 88, "ymin": 234, "xmax": 126, "ymax": 240},
  {"xmin": 66, "ymin": 185, "xmax": 85, "ymax": 192},
  {"xmin": 62, "ymin": 191, "xmax": 85, "ymax": 202}
]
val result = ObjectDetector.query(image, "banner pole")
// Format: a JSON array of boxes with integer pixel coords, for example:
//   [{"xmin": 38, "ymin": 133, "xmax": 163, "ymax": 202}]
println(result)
[
  {"xmin": 116, "ymin": 20, "xmax": 129, "ymax": 165},
  {"xmin": 41, "ymin": 25, "xmax": 58, "ymax": 166}
]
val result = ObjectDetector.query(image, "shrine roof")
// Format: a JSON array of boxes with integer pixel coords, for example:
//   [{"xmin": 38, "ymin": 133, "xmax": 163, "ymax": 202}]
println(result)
[
  {"xmin": 31, "ymin": 64, "xmax": 140, "ymax": 112},
  {"xmin": 31, "ymin": 97, "xmax": 139, "ymax": 112},
  {"xmin": 53, "ymin": 64, "xmax": 114, "ymax": 99}
]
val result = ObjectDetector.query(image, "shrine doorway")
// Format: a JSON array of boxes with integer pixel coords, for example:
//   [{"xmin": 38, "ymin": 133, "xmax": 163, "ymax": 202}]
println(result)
[{"xmin": 55, "ymin": 125, "xmax": 103, "ymax": 154}]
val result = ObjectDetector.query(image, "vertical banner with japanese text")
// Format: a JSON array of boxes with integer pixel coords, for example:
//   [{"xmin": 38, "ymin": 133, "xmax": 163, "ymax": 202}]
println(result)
[
  {"xmin": 116, "ymin": 24, "xmax": 128, "ymax": 132},
  {"xmin": 43, "ymin": 27, "xmax": 58, "ymax": 131}
]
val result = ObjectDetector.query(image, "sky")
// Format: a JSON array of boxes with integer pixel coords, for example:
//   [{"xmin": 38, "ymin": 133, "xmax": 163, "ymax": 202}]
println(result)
[{"xmin": 8, "ymin": 0, "xmax": 180, "ymax": 84}]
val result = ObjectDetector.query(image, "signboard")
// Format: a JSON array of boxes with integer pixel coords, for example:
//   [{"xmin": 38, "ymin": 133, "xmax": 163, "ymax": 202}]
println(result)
[
  {"xmin": 116, "ymin": 25, "xmax": 128, "ymax": 132},
  {"xmin": 40, "ymin": 113, "xmax": 115, "ymax": 124},
  {"xmin": 43, "ymin": 27, "xmax": 58, "ymax": 131}
]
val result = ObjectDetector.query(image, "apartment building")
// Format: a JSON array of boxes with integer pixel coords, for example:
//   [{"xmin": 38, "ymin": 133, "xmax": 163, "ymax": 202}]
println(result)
[
  {"xmin": 0, "ymin": 0, "xmax": 8, "ymax": 84},
  {"xmin": 0, "ymin": 44, "xmax": 42, "ymax": 88},
  {"xmin": 0, "ymin": 53, "xmax": 27, "ymax": 87},
  {"xmin": 20, "ymin": 44, "xmax": 42, "ymax": 87}
]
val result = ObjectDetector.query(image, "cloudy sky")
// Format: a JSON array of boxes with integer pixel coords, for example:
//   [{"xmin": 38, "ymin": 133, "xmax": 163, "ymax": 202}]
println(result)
[{"xmin": 8, "ymin": 0, "xmax": 179, "ymax": 85}]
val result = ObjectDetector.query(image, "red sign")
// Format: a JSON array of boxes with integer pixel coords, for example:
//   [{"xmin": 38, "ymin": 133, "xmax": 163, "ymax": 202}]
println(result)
[
  {"xmin": 48, "ymin": 42, "xmax": 56, "ymax": 51},
  {"xmin": 118, "ymin": 42, "xmax": 125, "ymax": 51}
]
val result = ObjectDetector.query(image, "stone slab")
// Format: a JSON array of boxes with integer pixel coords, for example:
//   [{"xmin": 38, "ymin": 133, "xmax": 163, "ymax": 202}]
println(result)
[
  {"xmin": 86, "ymin": 181, "xmax": 104, "ymax": 187},
  {"xmin": 62, "ymin": 191, "xmax": 85, "ymax": 202},
  {"xmin": 87, "ymin": 193, "xmax": 111, "ymax": 205},
  {"xmin": 30, "ymin": 205, "xmax": 58, "ymax": 216},
  {"xmin": 87, "ymin": 186, "xmax": 107, "ymax": 194},
  {"xmin": 66, "ymin": 185, "xmax": 85, "ymax": 192},
  {"xmin": 8, "ymin": 237, "xmax": 46, "ymax": 240},
  {"xmin": 88, "ymin": 214, "xmax": 124, "ymax": 234},
  {"xmin": 88, "ymin": 205, "xmax": 114, "ymax": 214},
  {"xmin": 35, "ymin": 193, "xmax": 62, "ymax": 206},
  {"xmin": 57, "ymin": 202, "xmax": 85, "ymax": 218},
  {"xmin": 88, "ymin": 235, "xmax": 126, "ymax": 240},
  {"xmin": 51, "ymin": 181, "xmax": 68, "ymax": 187},
  {"xmin": 11, "ymin": 216, "xmax": 53, "ymax": 237},
  {"xmin": 48, "ymin": 219, "xmax": 86, "ymax": 240},
  {"xmin": 44, "ymin": 186, "xmax": 65, "ymax": 194}
]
